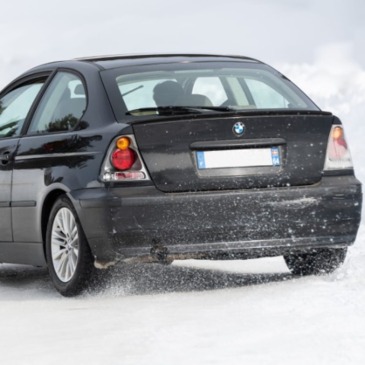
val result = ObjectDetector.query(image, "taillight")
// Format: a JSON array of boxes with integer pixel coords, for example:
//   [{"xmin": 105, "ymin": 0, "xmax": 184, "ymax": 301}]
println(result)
[
  {"xmin": 324, "ymin": 125, "xmax": 353, "ymax": 171},
  {"xmin": 101, "ymin": 135, "xmax": 150, "ymax": 182},
  {"xmin": 111, "ymin": 148, "xmax": 136, "ymax": 170}
]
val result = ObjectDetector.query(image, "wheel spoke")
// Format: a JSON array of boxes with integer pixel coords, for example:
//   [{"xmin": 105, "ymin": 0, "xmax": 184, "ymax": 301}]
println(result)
[
  {"xmin": 57, "ymin": 252, "xmax": 68, "ymax": 279},
  {"xmin": 72, "ymin": 247, "xmax": 79, "ymax": 257},
  {"xmin": 65, "ymin": 258, "xmax": 72, "ymax": 282},
  {"xmin": 52, "ymin": 248, "xmax": 65, "ymax": 262},
  {"xmin": 52, "ymin": 232, "xmax": 67, "ymax": 247},
  {"xmin": 69, "ymin": 251, "xmax": 77, "ymax": 273},
  {"xmin": 69, "ymin": 234, "xmax": 79, "ymax": 248},
  {"xmin": 61, "ymin": 209, "xmax": 69, "ymax": 233}
]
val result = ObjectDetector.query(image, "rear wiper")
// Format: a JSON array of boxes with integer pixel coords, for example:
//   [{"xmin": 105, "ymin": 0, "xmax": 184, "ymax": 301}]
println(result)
[
  {"xmin": 190, "ymin": 106, "xmax": 236, "ymax": 112},
  {"xmin": 127, "ymin": 106, "xmax": 209, "ymax": 116},
  {"xmin": 121, "ymin": 85, "xmax": 144, "ymax": 97},
  {"xmin": 127, "ymin": 105, "xmax": 236, "ymax": 116}
]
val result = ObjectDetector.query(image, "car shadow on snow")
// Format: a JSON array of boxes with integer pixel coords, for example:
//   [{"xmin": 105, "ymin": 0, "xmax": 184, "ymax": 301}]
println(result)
[
  {"xmin": 0, "ymin": 264, "xmax": 54, "ymax": 299},
  {"xmin": 90, "ymin": 261, "xmax": 293, "ymax": 297},
  {"xmin": 0, "ymin": 261, "xmax": 293, "ymax": 299}
]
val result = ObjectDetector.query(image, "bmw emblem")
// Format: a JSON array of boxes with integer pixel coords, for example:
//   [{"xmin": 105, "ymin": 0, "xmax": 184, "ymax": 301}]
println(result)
[{"xmin": 233, "ymin": 121, "xmax": 245, "ymax": 136}]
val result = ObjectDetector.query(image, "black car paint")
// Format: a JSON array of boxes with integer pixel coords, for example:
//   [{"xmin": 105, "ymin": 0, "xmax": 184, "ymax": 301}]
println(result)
[
  {"xmin": 74, "ymin": 175, "xmax": 361, "ymax": 265},
  {"xmin": 0, "ymin": 139, "xmax": 15, "ymax": 242},
  {"xmin": 0, "ymin": 55, "xmax": 362, "ymax": 269},
  {"xmin": 132, "ymin": 113, "xmax": 334, "ymax": 192},
  {"xmin": 0, "ymin": 60, "xmax": 120, "ymax": 264}
]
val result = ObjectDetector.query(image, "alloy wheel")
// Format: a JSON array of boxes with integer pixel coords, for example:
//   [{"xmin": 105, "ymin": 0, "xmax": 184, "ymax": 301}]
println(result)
[{"xmin": 51, "ymin": 207, "xmax": 80, "ymax": 282}]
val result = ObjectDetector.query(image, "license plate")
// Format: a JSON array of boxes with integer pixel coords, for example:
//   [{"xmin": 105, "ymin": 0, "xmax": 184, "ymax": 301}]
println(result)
[{"xmin": 196, "ymin": 147, "xmax": 281, "ymax": 169}]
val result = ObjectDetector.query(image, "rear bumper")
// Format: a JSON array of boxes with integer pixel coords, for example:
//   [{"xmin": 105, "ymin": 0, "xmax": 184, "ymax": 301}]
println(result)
[{"xmin": 71, "ymin": 175, "xmax": 362, "ymax": 263}]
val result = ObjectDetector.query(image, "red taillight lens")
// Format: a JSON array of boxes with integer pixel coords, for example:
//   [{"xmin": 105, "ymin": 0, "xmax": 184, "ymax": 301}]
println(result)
[
  {"xmin": 324, "ymin": 125, "xmax": 353, "ymax": 170},
  {"xmin": 328, "ymin": 126, "xmax": 348, "ymax": 159},
  {"xmin": 111, "ymin": 148, "xmax": 136, "ymax": 170}
]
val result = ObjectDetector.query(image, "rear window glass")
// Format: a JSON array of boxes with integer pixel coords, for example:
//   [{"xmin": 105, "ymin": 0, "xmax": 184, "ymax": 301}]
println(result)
[{"xmin": 104, "ymin": 62, "xmax": 319, "ymax": 116}]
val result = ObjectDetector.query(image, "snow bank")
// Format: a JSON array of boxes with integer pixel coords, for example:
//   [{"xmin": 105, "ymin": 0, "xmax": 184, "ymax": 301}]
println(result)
[
  {"xmin": 280, "ymin": 43, "xmax": 365, "ymax": 115},
  {"xmin": 278, "ymin": 43, "xmax": 365, "ymax": 189}
]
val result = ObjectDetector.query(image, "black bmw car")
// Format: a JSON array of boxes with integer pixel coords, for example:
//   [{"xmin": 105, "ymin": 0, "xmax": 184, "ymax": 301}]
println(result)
[{"xmin": 0, "ymin": 54, "xmax": 362, "ymax": 296}]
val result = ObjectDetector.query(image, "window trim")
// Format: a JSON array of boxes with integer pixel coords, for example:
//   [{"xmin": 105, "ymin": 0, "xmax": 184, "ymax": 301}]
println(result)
[
  {"xmin": 24, "ymin": 69, "xmax": 88, "ymax": 136},
  {"xmin": 0, "ymin": 72, "xmax": 51, "ymax": 140}
]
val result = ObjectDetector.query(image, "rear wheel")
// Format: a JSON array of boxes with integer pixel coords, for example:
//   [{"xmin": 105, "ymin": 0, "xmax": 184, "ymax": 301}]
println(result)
[
  {"xmin": 284, "ymin": 248, "xmax": 347, "ymax": 276},
  {"xmin": 46, "ymin": 196, "xmax": 95, "ymax": 296}
]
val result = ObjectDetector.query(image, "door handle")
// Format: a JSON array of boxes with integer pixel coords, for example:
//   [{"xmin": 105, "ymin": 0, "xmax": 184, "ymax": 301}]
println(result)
[{"xmin": 0, "ymin": 151, "xmax": 10, "ymax": 165}]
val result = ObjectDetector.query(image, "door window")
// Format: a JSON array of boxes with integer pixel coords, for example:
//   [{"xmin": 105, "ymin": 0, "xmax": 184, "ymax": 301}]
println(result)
[
  {"xmin": 28, "ymin": 72, "xmax": 86, "ymax": 134},
  {"xmin": 0, "ymin": 82, "xmax": 44, "ymax": 138}
]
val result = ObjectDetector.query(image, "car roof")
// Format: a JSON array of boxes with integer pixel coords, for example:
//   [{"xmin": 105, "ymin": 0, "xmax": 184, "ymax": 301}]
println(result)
[
  {"xmin": 74, "ymin": 54, "xmax": 260, "ymax": 68},
  {"xmin": 5, "ymin": 54, "xmax": 262, "ymax": 90},
  {"xmin": 30, "ymin": 54, "xmax": 260, "ymax": 72}
]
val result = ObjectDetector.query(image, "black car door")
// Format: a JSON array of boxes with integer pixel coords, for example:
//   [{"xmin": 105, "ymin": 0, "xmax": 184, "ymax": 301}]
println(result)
[
  {"xmin": 0, "ymin": 80, "xmax": 45, "ymax": 242},
  {"xmin": 0, "ymin": 139, "xmax": 15, "ymax": 242},
  {"xmin": 11, "ymin": 71, "xmax": 87, "ymax": 244}
]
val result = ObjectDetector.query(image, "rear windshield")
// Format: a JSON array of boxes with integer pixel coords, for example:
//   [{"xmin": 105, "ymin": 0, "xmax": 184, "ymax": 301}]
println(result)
[{"xmin": 102, "ymin": 61, "xmax": 319, "ymax": 117}]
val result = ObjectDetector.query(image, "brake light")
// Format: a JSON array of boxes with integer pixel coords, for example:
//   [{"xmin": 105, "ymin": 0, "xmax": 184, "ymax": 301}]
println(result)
[
  {"xmin": 324, "ymin": 125, "xmax": 353, "ymax": 171},
  {"xmin": 111, "ymin": 148, "xmax": 136, "ymax": 170},
  {"xmin": 101, "ymin": 134, "xmax": 150, "ymax": 182}
]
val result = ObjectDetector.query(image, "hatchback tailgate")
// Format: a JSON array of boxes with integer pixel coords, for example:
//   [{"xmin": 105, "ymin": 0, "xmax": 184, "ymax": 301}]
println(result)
[{"xmin": 132, "ymin": 113, "xmax": 334, "ymax": 192}]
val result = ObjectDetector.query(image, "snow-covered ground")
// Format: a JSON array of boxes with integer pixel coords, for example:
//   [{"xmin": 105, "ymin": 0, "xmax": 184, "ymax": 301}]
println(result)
[
  {"xmin": 1, "ymin": 54, "xmax": 365, "ymax": 364},
  {"xmin": 1, "ymin": 241, "xmax": 365, "ymax": 364}
]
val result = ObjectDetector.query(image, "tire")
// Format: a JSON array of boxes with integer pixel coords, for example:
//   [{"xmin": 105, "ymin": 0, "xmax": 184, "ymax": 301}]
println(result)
[
  {"xmin": 284, "ymin": 248, "xmax": 347, "ymax": 276},
  {"xmin": 45, "ymin": 195, "xmax": 95, "ymax": 296}
]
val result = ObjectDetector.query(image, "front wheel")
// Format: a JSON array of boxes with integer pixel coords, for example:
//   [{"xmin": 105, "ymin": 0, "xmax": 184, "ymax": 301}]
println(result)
[
  {"xmin": 46, "ymin": 196, "xmax": 95, "ymax": 296},
  {"xmin": 284, "ymin": 248, "xmax": 347, "ymax": 276}
]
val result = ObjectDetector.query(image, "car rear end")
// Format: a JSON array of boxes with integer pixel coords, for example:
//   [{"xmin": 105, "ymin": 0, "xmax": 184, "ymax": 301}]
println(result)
[{"xmin": 81, "ymin": 56, "xmax": 362, "ymax": 265}]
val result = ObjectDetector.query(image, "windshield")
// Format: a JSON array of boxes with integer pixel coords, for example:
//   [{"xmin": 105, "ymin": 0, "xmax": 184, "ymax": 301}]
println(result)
[{"xmin": 103, "ymin": 61, "xmax": 319, "ymax": 117}]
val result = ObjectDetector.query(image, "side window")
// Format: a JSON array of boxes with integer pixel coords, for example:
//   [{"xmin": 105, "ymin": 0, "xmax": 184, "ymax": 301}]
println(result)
[
  {"xmin": 192, "ymin": 77, "xmax": 227, "ymax": 105},
  {"xmin": 245, "ymin": 79, "xmax": 289, "ymax": 109},
  {"xmin": 0, "ymin": 82, "xmax": 44, "ymax": 138},
  {"xmin": 28, "ymin": 72, "xmax": 86, "ymax": 134}
]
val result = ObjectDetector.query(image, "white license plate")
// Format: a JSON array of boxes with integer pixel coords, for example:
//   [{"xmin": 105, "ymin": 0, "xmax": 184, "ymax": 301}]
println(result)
[{"xmin": 196, "ymin": 147, "xmax": 280, "ymax": 169}]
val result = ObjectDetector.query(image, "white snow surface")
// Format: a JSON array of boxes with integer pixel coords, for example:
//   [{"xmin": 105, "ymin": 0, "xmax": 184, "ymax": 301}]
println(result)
[
  {"xmin": 1, "ymin": 245, "xmax": 365, "ymax": 365},
  {"xmin": 1, "ymin": 55, "xmax": 365, "ymax": 364}
]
